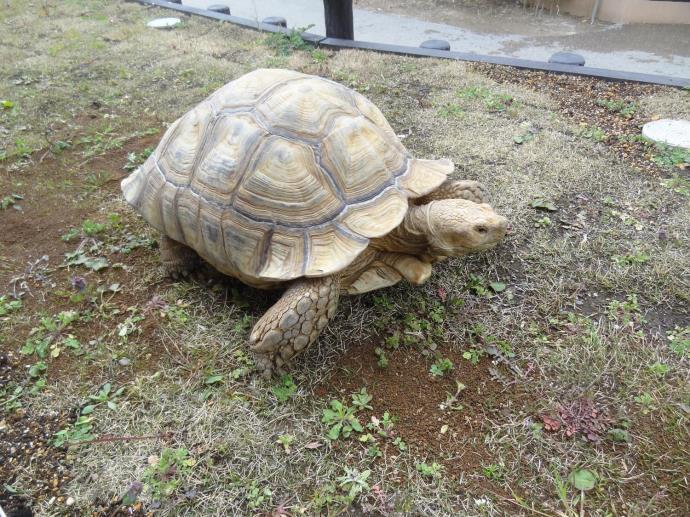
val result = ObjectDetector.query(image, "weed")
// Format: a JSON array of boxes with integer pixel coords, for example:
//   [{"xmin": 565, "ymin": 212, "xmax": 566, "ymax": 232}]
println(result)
[
  {"xmin": 607, "ymin": 294, "xmax": 644, "ymax": 326},
  {"xmin": 0, "ymin": 295, "xmax": 22, "ymax": 316},
  {"xmin": 416, "ymin": 462, "xmax": 443, "ymax": 479},
  {"xmin": 429, "ymin": 357, "xmax": 453, "ymax": 377},
  {"xmin": 53, "ymin": 412, "xmax": 95, "ymax": 447},
  {"xmin": 0, "ymin": 193, "xmax": 22, "ymax": 210},
  {"xmin": 0, "ymin": 383, "xmax": 24, "ymax": 412},
  {"xmin": 466, "ymin": 273, "xmax": 506, "ymax": 296},
  {"xmin": 482, "ymin": 463, "xmax": 505, "ymax": 481},
  {"xmin": 311, "ymin": 49, "xmax": 328, "ymax": 63},
  {"xmin": 276, "ymin": 434, "xmax": 295, "ymax": 453},
  {"xmin": 612, "ymin": 252, "xmax": 650, "ymax": 266},
  {"xmin": 667, "ymin": 326, "xmax": 689, "ymax": 358},
  {"xmin": 351, "ymin": 387, "xmax": 373, "ymax": 411},
  {"xmin": 530, "ymin": 197, "xmax": 558, "ymax": 211},
  {"xmin": 462, "ymin": 348, "xmax": 483, "ymax": 365},
  {"xmin": 142, "ymin": 448, "xmax": 194, "ymax": 501},
  {"xmin": 436, "ymin": 103, "xmax": 463, "ymax": 118},
  {"xmin": 634, "ymin": 392, "xmax": 656, "ymax": 414},
  {"xmin": 367, "ymin": 412, "xmax": 396, "ymax": 438},
  {"xmin": 264, "ymin": 25, "xmax": 313, "ymax": 55},
  {"xmin": 246, "ymin": 481, "xmax": 272, "ymax": 509},
  {"xmin": 21, "ymin": 310, "xmax": 81, "ymax": 359},
  {"xmin": 596, "ymin": 98, "xmax": 636, "ymax": 118},
  {"xmin": 534, "ymin": 216, "xmax": 552, "ymax": 228},
  {"xmin": 661, "ymin": 175, "xmax": 690, "ymax": 196},
  {"xmin": 322, "ymin": 399, "xmax": 363, "ymax": 440},
  {"xmin": 456, "ymin": 86, "xmax": 514, "ymax": 112},
  {"xmin": 577, "ymin": 124, "xmax": 607, "ymax": 142},
  {"xmin": 374, "ymin": 347, "xmax": 388, "ymax": 368},
  {"xmin": 439, "ymin": 380, "xmax": 466, "ymax": 411},
  {"xmin": 123, "ymin": 147, "xmax": 153, "ymax": 171},
  {"xmin": 513, "ymin": 131, "xmax": 535, "ymax": 145},
  {"xmin": 337, "ymin": 467, "xmax": 371, "ymax": 502},
  {"xmin": 651, "ymin": 142, "xmax": 690, "ymax": 170},
  {"xmin": 648, "ymin": 362, "xmax": 669, "ymax": 377},
  {"xmin": 272, "ymin": 374, "xmax": 297, "ymax": 403}
]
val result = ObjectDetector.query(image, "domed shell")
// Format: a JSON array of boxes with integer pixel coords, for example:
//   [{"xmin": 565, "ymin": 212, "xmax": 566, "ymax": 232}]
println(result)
[{"xmin": 122, "ymin": 69, "xmax": 453, "ymax": 282}]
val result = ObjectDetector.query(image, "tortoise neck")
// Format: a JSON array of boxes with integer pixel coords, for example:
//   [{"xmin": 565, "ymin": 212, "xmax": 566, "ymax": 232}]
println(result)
[{"xmin": 371, "ymin": 205, "xmax": 430, "ymax": 254}]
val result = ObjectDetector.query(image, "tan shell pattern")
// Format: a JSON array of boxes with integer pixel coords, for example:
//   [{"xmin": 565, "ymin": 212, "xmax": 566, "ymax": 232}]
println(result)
[{"xmin": 122, "ymin": 69, "xmax": 452, "ymax": 281}]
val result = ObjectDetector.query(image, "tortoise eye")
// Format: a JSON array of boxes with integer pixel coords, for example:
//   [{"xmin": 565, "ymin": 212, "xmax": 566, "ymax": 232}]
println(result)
[{"xmin": 475, "ymin": 225, "xmax": 488, "ymax": 234}]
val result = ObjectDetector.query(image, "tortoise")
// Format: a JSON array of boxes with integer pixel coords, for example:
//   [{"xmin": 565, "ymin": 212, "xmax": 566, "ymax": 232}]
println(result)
[{"xmin": 121, "ymin": 68, "xmax": 509, "ymax": 376}]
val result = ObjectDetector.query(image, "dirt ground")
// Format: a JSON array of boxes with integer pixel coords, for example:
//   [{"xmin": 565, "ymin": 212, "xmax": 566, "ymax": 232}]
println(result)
[{"xmin": 1, "ymin": 1, "xmax": 689, "ymax": 516}]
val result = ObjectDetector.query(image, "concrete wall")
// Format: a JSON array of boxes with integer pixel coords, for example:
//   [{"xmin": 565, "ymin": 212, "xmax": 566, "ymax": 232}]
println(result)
[{"xmin": 548, "ymin": 0, "xmax": 690, "ymax": 24}]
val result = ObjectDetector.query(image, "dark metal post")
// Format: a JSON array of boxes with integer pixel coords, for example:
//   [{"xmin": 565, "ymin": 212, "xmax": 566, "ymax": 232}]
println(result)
[{"xmin": 323, "ymin": 0, "xmax": 353, "ymax": 40}]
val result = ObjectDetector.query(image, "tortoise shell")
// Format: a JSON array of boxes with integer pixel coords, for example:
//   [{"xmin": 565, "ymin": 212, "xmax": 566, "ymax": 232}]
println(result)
[{"xmin": 121, "ymin": 69, "xmax": 452, "ymax": 282}]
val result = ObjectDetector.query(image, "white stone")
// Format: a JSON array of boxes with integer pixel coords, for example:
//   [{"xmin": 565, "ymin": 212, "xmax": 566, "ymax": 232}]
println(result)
[
  {"xmin": 147, "ymin": 18, "xmax": 182, "ymax": 29},
  {"xmin": 642, "ymin": 119, "xmax": 690, "ymax": 149}
]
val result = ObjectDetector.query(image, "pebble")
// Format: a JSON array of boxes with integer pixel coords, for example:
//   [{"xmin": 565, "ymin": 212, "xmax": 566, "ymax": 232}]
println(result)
[
  {"xmin": 66, "ymin": 496, "xmax": 75, "ymax": 506},
  {"xmin": 118, "ymin": 357, "xmax": 131, "ymax": 366}
]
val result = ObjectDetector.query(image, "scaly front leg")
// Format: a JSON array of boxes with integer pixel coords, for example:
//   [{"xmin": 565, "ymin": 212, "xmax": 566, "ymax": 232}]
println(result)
[{"xmin": 250, "ymin": 276, "xmax": 340, "ymax": 377}]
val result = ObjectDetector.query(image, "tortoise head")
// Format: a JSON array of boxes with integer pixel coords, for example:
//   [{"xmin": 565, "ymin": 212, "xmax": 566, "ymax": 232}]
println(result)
[{"xmin": 423, "ymin": 199, "xmax": 510, "ymax": 257}]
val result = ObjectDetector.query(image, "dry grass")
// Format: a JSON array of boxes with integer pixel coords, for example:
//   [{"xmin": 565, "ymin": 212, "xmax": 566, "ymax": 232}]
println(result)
[{"xmin": 1, "ymin": 1, "xmax": 689, "ymax": 516}]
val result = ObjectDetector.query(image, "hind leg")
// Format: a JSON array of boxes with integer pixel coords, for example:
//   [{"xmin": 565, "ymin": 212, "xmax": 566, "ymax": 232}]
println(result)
[{"xmin": 159, "ymin": 234, "xmax": 199, "ymax": 279}]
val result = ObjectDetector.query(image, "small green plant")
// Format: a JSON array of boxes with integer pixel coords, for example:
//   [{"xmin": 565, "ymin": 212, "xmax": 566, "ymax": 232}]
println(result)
[
  {"xmin": 530, "ymin": 198, "xmax": 558, "ymax": 211},
  {"xmin": 483, "ymin": 463, "xmax": 505, "ymax": 480},
  {"xmin": 513, "ymin": 131, "xmax": 535, "ymax": 145},
  {"xmin": 648, "ymin": 362, "xmax": 669, "ymax": 377},
  {"xmin": 21, "ymin": 311, "xmax": 80, "ymax": 359},
  {"xmin": 123, "ymin": 147, "xmax": 153, "ymax": 171},
  {"xmin": 466, "ymin": 273, "xmax": 506, "ymax": 296},
  {"xmin": 322, "ymin": 399, "xmax": 363, "ymax": 440},
  {"xmin": 336, "ymin": 467, "xmax": 371, "ymax": 502},
  {"xmin": 311, "ymin": 48, "xmax": 328, "ymax": 63},
  {"xmin": 568, "ymin": 468, "xmax": 598, "ymax": 491},
  {"xmin": 429, "ymin": 357, "xmax": 453, "ymax": 377},
  {"xmin": 0, "ymin": 295, "xmax": 22, "ymax": 316},
  {"xmin": 661, "ymin": 175, "xmax": 690, "ymax": 196},
  {"xmin": 272, "ymin": 374, "xmax": 297, "ymax": 402},
  {"xmin": 367, "ymin": 411, "xmax": 396, "ymax": 438},
  {"xmin": 651, "ymin": 142, "xmax": 690, "ymax": 170},
  {"xmin": 607, "ymin": 294, "xmax": 644, "ymax": 326},
  {"xmin": 0, "ymin": 193, "xmax": 22, "ymax": 210},
  {"xmin": 534, "ymin": 216, "xmax": 552, "ymax": 228},
  {"xmin": 634, "ymin": 392, "xmax": 656, "ymax": 414},
  {"xmin": 439, "ymin": 380, "xmax": 466, "ymax": 411},
  {"xmin": 0, "ymin": 383, "xmax": 24, "ymax": 412},
  {"xmin": 142, "ymin": 448, "xmax": 194, "ymax": 501},
  {"xmin": 596, "ymin": 98, "xmax": 636, "ymax": 118},
  {"xmin": 462, "ymin": 348, "xmax": 484, "ymax": 366},
  {"xmin": 264, "ymin": 25, "xmax": 314, "ymax": 55},
  {"xmin": 458, "ymin": 85, "xmax": 489, "ymax": 98},
  {"xmin": 667, "ymin": 326, "xmax": 689, "ymax": 358},
  {"xmin": 246, "ymin": 481, "xmax": 272, "ymax": 509},
  {"xmin": 437, "ymin": 102, "xmax": 463, "ymax": 118},
  {"xmin": 81, "ymin": 219, "xmax": 107, "ymax": 236},
  {"xmin": 276, "ymin": 434, "xmax": 295, "ymax": 453},
  {"xmin": 374, "ymin": 347, "xmax": 388, "ymax": 368},
  {"xmin": 484, "ymin": 93, "xmax": 514, "ymax": 112},
  {"xmin": 577, "ymin": 124, "xmax": 607, "ymax": 142},
  {"xmin": 85, "ymin": 382, "xmax": 125, "ymax": 411},
  {"xmin": 53, "ymin": 412, "xmax": 95, "ymax": 447},
  {"xmin": 416, "ymin": 462, "xmax": 443, "ymax": 479},
  {"xmin": 351, "ymin": 387, "xmax": 373, "ymax": 411},
  {"xmin": 612, "ymin": 252, "xmax": 650, "ymax": 266}
]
